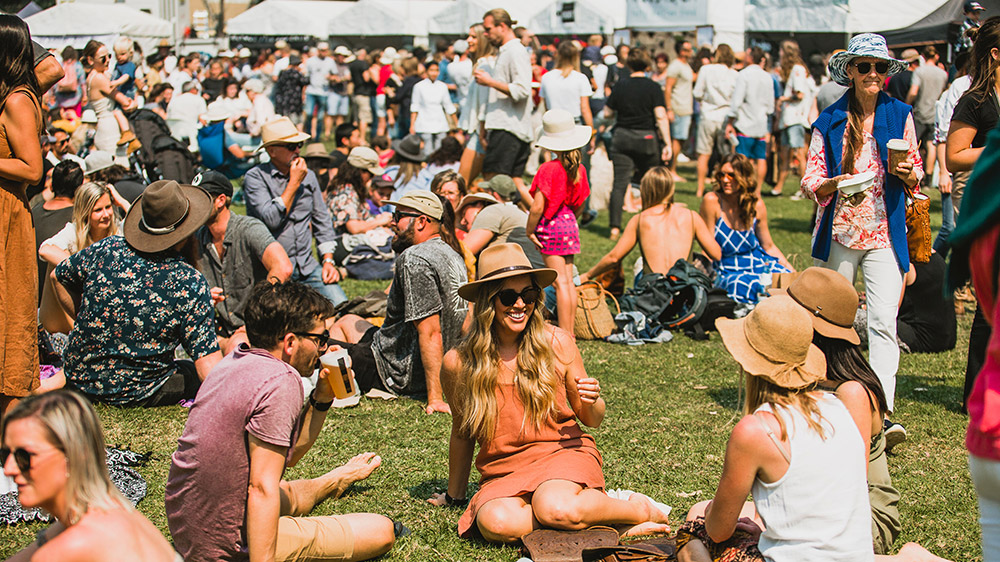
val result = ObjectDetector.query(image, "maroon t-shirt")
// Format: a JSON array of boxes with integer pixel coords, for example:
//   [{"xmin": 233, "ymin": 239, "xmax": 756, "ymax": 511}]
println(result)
[{"xmin": 165, "ymin": 346, "xmax": 305, "ymax": 561}]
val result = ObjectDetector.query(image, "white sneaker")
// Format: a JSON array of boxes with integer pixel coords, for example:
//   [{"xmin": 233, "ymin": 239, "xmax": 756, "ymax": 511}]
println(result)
[{"xmin": 789, "ymin": 191, "xmax": 804, "ymax": 201}]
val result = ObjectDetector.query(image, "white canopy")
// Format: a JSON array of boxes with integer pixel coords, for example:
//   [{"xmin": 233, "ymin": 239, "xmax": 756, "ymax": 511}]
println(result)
[
  {"xmin": 744, "ymin": 0, "xmax": 945, "ymax": 34},
  {"xmin": 328, "ymin": 0, "xmax": 453, "ymax": 38},
  {"xmin": 226, "ymin": 0, "xmax": 353, "ymax": 39},
  {"xmin": 427, "ymin": 0, "xmax": 624, "ymax": 36},
  {"xmin": 25, "ymin": 3, "xmax": 171, "ymax": 53}
]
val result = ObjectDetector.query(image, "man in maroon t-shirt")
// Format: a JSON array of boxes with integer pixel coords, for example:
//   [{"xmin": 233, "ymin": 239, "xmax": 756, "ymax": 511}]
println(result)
[{"xmin": 165, "ymin": 281, "xmax": 396, "ymax": 561}]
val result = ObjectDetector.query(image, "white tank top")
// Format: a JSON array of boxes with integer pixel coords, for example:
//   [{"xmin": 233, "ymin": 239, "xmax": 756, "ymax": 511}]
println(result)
[{"xmin": 752, "ymin": 394, "xmax": 874, "ymax": 562}]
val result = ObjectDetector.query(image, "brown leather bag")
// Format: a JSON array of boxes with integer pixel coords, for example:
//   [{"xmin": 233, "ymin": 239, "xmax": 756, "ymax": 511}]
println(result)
[
  {"xmin": 905, "ymin": 192, "xmax": 931, "ymax": 264},
  {"xmin": 521, "ymin": 527, "xmax": 620, "ymax": 562}
]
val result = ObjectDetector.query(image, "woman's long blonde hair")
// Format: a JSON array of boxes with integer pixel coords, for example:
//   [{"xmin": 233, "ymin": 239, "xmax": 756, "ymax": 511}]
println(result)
[
  {"xmin": 469, "ymin": 24, "xmax": 497, "ymax": 64},
  {"xmin": 744, "ymin": 372, "xmax": 829, "ymax": 441},
  {"xmin": 458, "ymin": 276, "xmax": 560, "ymax": 442},
  {"xmin": 73, "ymin": 181, "xmax": 119, "ymax": 252},
  {"xmin": 639, "ymin": 166, "xmax": 674, "ymax": 210}
]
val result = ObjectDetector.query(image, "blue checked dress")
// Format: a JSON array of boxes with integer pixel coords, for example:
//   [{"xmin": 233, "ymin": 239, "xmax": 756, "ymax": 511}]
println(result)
[{"xmin": 713, "ymin": 218, "xmax": 790, "ymax": 304}]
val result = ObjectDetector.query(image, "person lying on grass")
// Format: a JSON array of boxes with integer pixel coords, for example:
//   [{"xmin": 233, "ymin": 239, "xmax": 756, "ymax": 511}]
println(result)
[
  {"xmin": 428, "ymin": 243, "xmax": 671, "ymax": 542},
  {"xmin": 580, "ymin": 166, "xmax": 721, "ymax": 285}
]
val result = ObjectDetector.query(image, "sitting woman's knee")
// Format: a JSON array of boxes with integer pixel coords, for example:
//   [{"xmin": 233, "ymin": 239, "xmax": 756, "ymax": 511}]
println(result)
[
  {"xmin": 531, "ymin": 493, "xmax": 586, "ymax": 530},
  {"xmin": 685, "ymin": 500, "xmax": 712, "ymax": 521},
  {"xmin": 476, "ymin": 504, "xmax": 532, "ymax": 543}
]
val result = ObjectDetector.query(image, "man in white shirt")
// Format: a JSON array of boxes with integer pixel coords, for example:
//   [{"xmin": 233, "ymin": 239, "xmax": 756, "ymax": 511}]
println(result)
[
  {"xmin": 693, "ymin": 45, "xmax": 738, "ymax": 197},
  {"xmin": 410, "ymin": 60, "xmax": 458, "ymax": 158},
  {"xmin": 304, "ymin": 42, "xmax": 337, "ymax": 140},
  {"xmin": 726, "ymin": 46, "xmax": 775, "ymax": 193},
  {"xmin": 448, "ymin": 40, "xmax": 473, "ymax": 108},
  {"xmin": 167, "ymin": 80, "xmax": 208, "ymax": 149},
  {"xmin": 271, "ymin": 39, "xmax": 292, "ymax": 78},
  {"xmin": 244, "ymin": 78, "xmax": 276, "ymax": 140},
  {"xmin": 665, "ymin": 40, "xmax": 694, "ymax": 182}
]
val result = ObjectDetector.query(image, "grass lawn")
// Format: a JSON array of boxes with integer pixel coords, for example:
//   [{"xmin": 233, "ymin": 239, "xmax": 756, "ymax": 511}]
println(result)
[{"xmin": 0, "ymin": 164, "xmax": 981, "ymax": 560}]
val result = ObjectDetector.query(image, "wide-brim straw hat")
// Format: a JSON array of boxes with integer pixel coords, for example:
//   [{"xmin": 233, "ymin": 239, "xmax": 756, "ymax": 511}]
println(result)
[
  {"xmin": 458, "ymin": 243, "xmax": 558, "ymax": 301},
  {"xmin": 84, "ymin": 150, "xmax": 114, "ymax": 175},
  {"xmin": 301, "ymin": 142, "xmax": 335, "ymax": 162},
  {"xmin": 828, "ymin": 33, "xmax": 906, "ymax": 87},
  {"xmin": 205, "ymin": 104, "xmax": 231, "ymax": 123},
  {"xmin": 768, "ymin": 267, "xmax": 861, "ymax": 345},
  {"xmin": 123, "ymin": 180, "xmax": 212, "ymax": 253},
  {"xmin": 535, "ymin": 109, "xmax": 592, "ymax": 152},
  {"xmin": 257, "ymin": 116, "xmax": 311, "ymax": 152},
  {"xmin": 715, "ymin": 294, "xmax": 827, "ymax": 389}
]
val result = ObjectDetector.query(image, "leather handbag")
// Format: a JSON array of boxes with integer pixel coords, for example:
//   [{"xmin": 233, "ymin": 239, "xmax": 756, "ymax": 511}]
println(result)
[
  {"xmin": 574, "ymin": 282, "xmax": 620, "ymax": 340},
  {"xmin": 905, "ymin": 192, "xmax": 931, "ymax": 264},
  {"xmin": 521, "ymin": 526, "xmax": 620, "ymax": 562}
]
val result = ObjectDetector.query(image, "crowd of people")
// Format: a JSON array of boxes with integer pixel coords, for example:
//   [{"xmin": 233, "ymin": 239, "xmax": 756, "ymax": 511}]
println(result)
[{"xmin": 1, "ymin": 1, "xmax": 999, "ymax": 560}]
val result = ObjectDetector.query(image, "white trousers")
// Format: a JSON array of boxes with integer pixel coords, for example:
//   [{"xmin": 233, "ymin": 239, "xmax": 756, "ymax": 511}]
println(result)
[
  {"xmin": 971, "ymin": 454, "xmax": 1000, "ymax": 562},
  {"xmin": 816, "ymin": 243, "xmax": 903, "ymax": 412}
]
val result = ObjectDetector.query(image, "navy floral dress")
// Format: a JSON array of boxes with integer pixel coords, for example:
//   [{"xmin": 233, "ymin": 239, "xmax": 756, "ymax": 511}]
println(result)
[{"xmin": 54, "ymin": 236, "xmax": 219, "ymax": 406}]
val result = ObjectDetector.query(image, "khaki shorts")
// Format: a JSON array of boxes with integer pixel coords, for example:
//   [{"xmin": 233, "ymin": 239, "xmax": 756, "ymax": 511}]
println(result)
[
  {"xmin": 353, "ymin": 95, "xmax": 373, "ymax": 124},
  {"xmin": 696, "ymin": 118, "xmax": 725, "ymax": 155},
  {"xmin": 275, "ymin": 515, "xmax": 355, "ymax": 561}
]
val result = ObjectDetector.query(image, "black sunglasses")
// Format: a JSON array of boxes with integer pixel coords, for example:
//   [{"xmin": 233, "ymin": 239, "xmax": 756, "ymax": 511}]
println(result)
[
  {"xmin": 718, "ymin": 171, "xmax": 735, "ymax": 178},
  {"xmin": 1, "ymin": 446, "xmax": 48, "ymax": 474},
  {"xmin": 277, "ymin": 142, "xmax": 303, "ymax": 151},
  {"xmin": 852, "ymin": 61, "xmax": 889, "ymax": 75},
  {"xmin": 392, "ymin": 210, "xmax": 423, "ymax": 222},
  {"xmin": 293, "ymin": 331, "xmax": 332, "ymax": 350},
  {"xmin": 496, "ymin": 286, "xmax": 541, "ymax": 307}
]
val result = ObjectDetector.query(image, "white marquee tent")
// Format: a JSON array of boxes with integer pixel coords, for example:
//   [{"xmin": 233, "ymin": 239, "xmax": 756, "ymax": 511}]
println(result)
[
  {"xmin": 743, "ymin": 0, "xmax": 945, "ymax": 34},
  {"xmin": 226, "ymin": 0, "xmax": 354, "ymax": 39},
  {"xmin": 427, "ymin": 0, "xmax": 626, "ymax": 36},
  {"xmin": 327, "ymin": 0, "xmax": 452, "ymax": 42},
  {"xmin": 25, "ymin": 3, "xmax": 171, "ymax": 53}
]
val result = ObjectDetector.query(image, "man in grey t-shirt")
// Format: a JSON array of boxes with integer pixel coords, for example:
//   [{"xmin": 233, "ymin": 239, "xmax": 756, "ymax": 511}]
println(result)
[
  {"xmin": 332, "ymin": 191, "xmax": 467, "ymax": 415},
  {"xmin": 193, "ymin": 171, "xmax": 292, "ymax": 353}
]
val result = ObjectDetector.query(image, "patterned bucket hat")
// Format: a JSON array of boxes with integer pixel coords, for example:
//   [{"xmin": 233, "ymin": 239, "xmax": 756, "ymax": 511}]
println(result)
[{"xmin": 827, "ymin": 33, "xmax": 906, "ymax": 87}]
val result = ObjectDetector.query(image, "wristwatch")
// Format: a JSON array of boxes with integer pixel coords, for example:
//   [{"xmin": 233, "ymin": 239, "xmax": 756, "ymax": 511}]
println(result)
[
  {"xmin": 322, "ymin": 257, "xmax": 336, "ymax": 265},
  {"xmin": 309, "ymin": 391, "xmax": 334, "ymax": 411}
]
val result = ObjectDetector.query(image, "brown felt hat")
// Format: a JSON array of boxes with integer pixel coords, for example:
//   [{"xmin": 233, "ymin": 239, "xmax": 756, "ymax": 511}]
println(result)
[
  {"xmin": 459, "ymin": 243, "xmax": 557, "ymax": 301},
  {"xmin": 769, "ymin": 267, "xmax": 861, "ymax": 345},
  {"xmin": 123, "ymin": 180, "xmax": 212, "ymax": 253},
  {"xmin": 715, "ymin": 295, "xmax": 826, "ymax": 389}
]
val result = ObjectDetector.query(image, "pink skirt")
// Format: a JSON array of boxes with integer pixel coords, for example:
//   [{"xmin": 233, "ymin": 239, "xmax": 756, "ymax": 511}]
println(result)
[{"xmin": 535, "ymin": 205, "xmax": 580, "ymax": 256}]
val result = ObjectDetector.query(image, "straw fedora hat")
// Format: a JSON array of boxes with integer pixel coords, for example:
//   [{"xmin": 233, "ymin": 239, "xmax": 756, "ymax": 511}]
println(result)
[
  {"xmin": 769, "ymin": 267, "xmax": 861, "ymax": 345},
  {"xmin": 301, "ymin": 142, "xmax": 334, "ymax": 162},
  {"xmin": 535, "ymin": 109, "xmax": 592, "ymax": 152},
  {"xmin": 458, "ymin": 243, "xmax": 558, "ymax": 302},
  {"xmin": 715, "ymin": 294, "xmax": 826, "ymax": 389},
  {"xmin": 455, "ymin": 192, "xmax": 498, "ymax": 215},
  {"xmin": 123, "ymin": 180, "xmax": 212, "ymax": 253},
  {"xmin": 257, "ymin": 116, "xmax": 311, "ymax": 151}
]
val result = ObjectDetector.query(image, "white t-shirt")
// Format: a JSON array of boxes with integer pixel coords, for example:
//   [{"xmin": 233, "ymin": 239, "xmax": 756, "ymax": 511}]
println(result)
[
  {"xmin": 449, "ymin": 57, "xmax": 474, "ymax": 105},
  {"xmin": 591, "ymin": 64, "xmax": 609, "ymax": 100},
  {"xmin": 166, "ymin": 92, "xmax": 208, "ymax": 142},
  {"xmin": 540, "ymin": 69, "xmax": 593, "ymax": 119},
  {"xmin": 666, "ymin": 59, "xmax": 694, "ymax": 116},
  {"xmin": 411, "ymin": 78, "xmax": 456, "ymax": 134},
  {"xmin": 779, "ymin": 64, "xmax": 816, "ymax": 129},
  {"xmin": 41, "ymin": 222, "xmax": 80, "ymax": 254},
  {"xmin": 693, "ymin": 63, "xmax": 738, "ymax": 122}
]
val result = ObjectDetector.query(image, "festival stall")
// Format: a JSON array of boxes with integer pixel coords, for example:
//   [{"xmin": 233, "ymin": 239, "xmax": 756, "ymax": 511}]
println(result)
[
  {"xmin": 25, "ymin": 3, "xmax": 172, "ymax": 54},
  {"xmin": 327, "ymin": 0, "xmax": 453, "ymax": 47},
  {"xmin": 426, "ymin": 0, "xmax": 625, "ymax": 37},
  {"xmin": 226, "ymin": 0, "xmax": 354, "ymax": 46}
]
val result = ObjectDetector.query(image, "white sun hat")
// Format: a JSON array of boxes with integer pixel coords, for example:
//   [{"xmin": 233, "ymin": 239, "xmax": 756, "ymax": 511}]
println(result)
[{"xmin": 535, "ymin": 109, "xmax": 592, "ymax": 152}]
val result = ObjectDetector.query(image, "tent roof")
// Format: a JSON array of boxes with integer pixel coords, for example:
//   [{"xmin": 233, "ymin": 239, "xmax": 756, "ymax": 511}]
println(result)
[
  {"xmin": 25, "ymin": 3, "xmax": 171, "ymax": 52},
  {"xmin": 427, "ymin": 0, "xmax": 623, "ymax": 35},
  {"xmin": 227, "ymin": 0, "xmax": 354, "ymax": 38},
  {"xmin": 17, "ymin": 1, "xmax": 42, "ymax": 19},
  {"xmin": 880, "ymin": 0, "xmax": 1000, "ymax": 46},
  {"xmin": 329, "ymin": 0, "xmax": 453, "ymax": 37},
  {"xmin": 745, "ymin": 0, "xmax": 943, "ymax": 34}
]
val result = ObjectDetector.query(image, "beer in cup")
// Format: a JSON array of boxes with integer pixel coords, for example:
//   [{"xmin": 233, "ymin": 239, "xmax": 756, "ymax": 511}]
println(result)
[
  {"xmin": 320, "ymin": 349, "xmax": 356, "ymax": 400},
  {"xmin": 887, "ymin": 139, "xmax": 909, "ymax": 172}
]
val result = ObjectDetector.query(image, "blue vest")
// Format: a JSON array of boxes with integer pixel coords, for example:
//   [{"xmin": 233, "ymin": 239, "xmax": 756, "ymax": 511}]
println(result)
[{"xmin": 811, "ymin": 91, "xmax": 911, "ymax": 272}]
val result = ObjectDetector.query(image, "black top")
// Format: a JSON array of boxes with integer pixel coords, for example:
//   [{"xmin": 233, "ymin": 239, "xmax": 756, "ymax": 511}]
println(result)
[
  {"xmin": 886, "ymin": 70, "xmax": 912, "ymax": 102},
  {"xmin": 897, "ymin": 252, "xmax": 957, "ymax": 353},
  {"xmin": 201, "ymin": 77, "xmax": 227, "ymax": 103},
  {"xmin": 952, "ymin": 89, "xmax": 1000, "ymax": 148},
  {"xmin": 30, "ymin": 202, "xmax": 74, "ymax": 301},
  {"xmin": 350, "ymin": 59, "xmax": 376, "ymax": 97},
  {"xmin": 115, "ymin": 178, "xmax": 147, "ymax": 204},
  {"xmin": 606, "ymin": 76, "xmax": 665, "ymax": 131}
]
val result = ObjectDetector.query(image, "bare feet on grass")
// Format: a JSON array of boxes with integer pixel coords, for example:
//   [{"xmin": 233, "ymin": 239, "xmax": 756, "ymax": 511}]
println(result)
[
  {"xmin": 620, "ymin": 493, "xmax": 671, "ymax": 537},
  {"xmin": 894, "ymin": 542, "xmax": 953, "ymax": 562},
  {"xmin": 326, "ymin": 452, "xmax": 382, "ymax": 498}
]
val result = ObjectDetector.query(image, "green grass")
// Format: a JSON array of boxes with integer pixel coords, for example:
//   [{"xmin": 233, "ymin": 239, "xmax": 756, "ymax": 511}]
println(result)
[{"xmin": 0, "ymin": 166, "xmax": 980, "ymax": 561}]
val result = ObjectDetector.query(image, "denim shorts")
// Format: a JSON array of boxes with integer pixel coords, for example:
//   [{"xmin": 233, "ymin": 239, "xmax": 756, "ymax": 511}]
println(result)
[
  {"xmin": 735, "ymin": 134, "xmax": 768, "ymax": 160},
  {"xmin": 781, "ymin": 124, "xmax": 806, "ymax": 149},
  {"xmin": 328, "ymin": 92, "xmax": 350, "ymax": 116},
  {"xmin": 305, "ymin": 93, "xmax": 328, "ymax": 116},
  {"xmin": 670, "ymin": 114, "xmax": 693, "ymax": 141}
]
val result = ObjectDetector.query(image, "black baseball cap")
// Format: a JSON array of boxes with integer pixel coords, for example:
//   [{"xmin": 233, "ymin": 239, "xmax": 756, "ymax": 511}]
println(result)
[{"xmin": 191, "ymin": 170, "xmax": 233, "ymax": 198}]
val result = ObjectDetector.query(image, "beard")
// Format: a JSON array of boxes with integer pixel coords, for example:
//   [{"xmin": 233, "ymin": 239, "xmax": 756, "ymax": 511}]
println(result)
[{"xmin": 391, "ymin": 220, "xmax": 416, "ymax": 253}]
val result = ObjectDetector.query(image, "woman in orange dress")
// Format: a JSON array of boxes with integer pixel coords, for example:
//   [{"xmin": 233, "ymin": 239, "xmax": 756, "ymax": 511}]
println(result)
[
  {"xmin": 0, "ymin": 15, "xmax": 44, "ymax": 418},
  {"xmin": 428, "ymin": 243, "xmax": 671, "ymax": 542}
]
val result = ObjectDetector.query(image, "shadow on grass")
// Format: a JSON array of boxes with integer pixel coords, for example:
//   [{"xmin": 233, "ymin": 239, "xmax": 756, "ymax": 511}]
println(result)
[
  {"xmin": 769, "ymin": 216, "xmax": 814, "ymax": 233},
  {"xmin": 900, "ymin": 374, "xmax": 966, "ymax": 414},
  {"xmin": 407, "ymin": 479, "xmax": 480, "ymax": 501},
  {"xmin": 707, "ymin": 387, "xmax": 741, "ymax": 412}
]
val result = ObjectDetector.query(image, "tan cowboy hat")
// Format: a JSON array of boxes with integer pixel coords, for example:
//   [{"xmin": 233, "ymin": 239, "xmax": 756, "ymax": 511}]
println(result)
[
  {"xmin": 301, "ymin": 142, "xmax": 334, "ymax": 161},
  {"xmin": 257, "ymin": 116, "xmax": 311, "ymax": 152},
  {"xmin": 458, "ymin": 243, "xmax": 558, "ymax": 302},
  {"xmin": 769, "ymin": 267, "xmax": 861, "ymax": 345},
  {"xmin": 455, "ymin": 192, "xmax": 498, "ymax": 215},
  {"xmin": 715, "ymin": 295, "xmax": 827, "ymax": 389},
  {"xmin": 535, "ymin": 109, "xmax": 592, "ymax": 152},
  {"xmin": 123, "ymin": 180, "xmax": 212, "ymax": 253}
]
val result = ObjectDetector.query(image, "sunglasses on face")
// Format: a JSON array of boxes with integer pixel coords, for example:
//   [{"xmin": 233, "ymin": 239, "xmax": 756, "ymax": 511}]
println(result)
[
  {"xmin": 496, "ymin": 286, "xmax": 541, "ymax": 307},
  {"xmin": 277, "ymin": 142, "xmax": 303, "ymax": 151},
  {"xmin": 293, "ymin": 331, "xmax": 332, "ymax": 351},
  {"xmin": 1, "ymin": 446, "xmax": 57, "ymax": 474},
  {"xmin": 718, "ymin": 171, "xmax": 735, "ymax": 179},
  {"xmin": 852, "ymin": 61, "xmax": 889, "ymax": 75},
  {"xmin": 392, "ymin": 210, "xmax": 423, "ymax": 222}
]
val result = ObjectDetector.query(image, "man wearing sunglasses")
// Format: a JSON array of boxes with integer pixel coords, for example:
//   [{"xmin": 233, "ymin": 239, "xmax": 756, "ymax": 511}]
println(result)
[
  {"xmin": 245, "ymin": 117, "xmax": 348, "ymax": 306},
  {"xmin": 166, "ymin": 281, "xmax": 396, "ymax": 562},
  {"xmin": 331, "ymin": 191, "xmax": 468, "ymax": 415}
]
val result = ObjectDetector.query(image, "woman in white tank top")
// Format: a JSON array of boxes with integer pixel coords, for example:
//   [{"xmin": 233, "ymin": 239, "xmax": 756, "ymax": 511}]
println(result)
[{"xmin": 675, "ymin": 294, "xmax": 874, "ymax": 562}]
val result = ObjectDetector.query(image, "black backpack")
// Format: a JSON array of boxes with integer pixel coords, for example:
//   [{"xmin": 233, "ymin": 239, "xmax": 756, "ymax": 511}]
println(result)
[{"xmin": 619, "ymin": 259, "xmax": 729, "ymax": 339}]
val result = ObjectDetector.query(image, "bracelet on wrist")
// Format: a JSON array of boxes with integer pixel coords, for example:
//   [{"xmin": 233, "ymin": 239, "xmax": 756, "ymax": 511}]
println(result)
[
  {"xmin": 444, "ymin": 492, "xmax": 468, "ymax": 508},
  {"xmin": 309, "ymin": 391, "xmax": 334, "ymax": 411}
]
